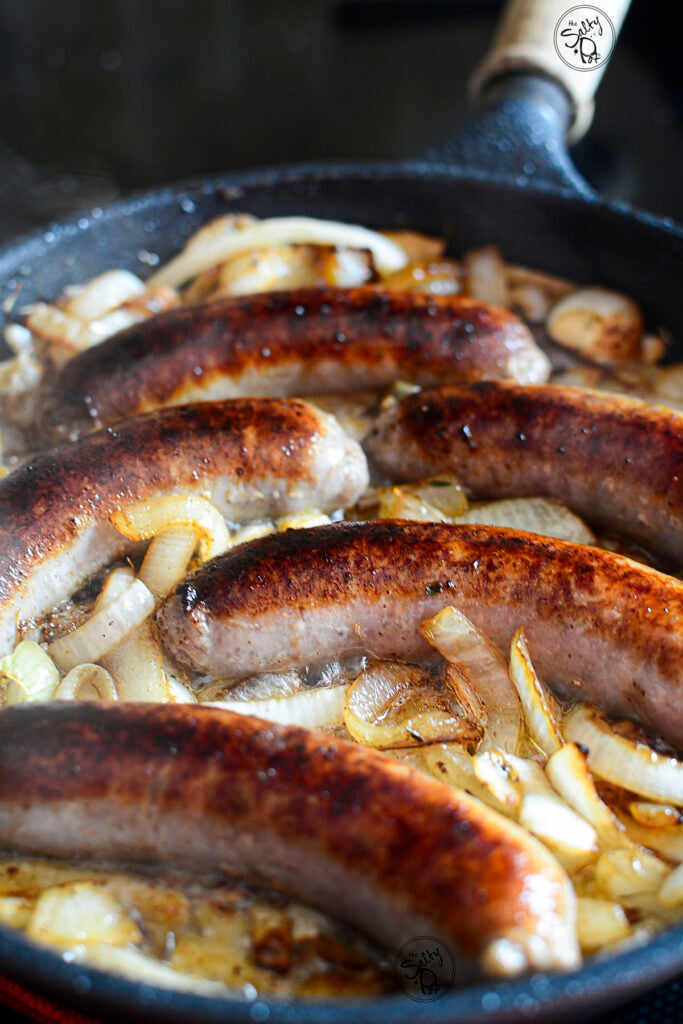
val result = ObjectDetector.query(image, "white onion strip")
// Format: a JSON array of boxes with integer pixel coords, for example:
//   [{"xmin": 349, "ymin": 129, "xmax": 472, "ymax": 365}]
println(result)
[
  {"xmin": 419, "ymin": 606, "xmax": 523, "ymax": 753},
  {"xmin": 111, "ymin": 495, "xmax": 230, "ymax": 563},
  {"xmin": 139, "ymin": 526, "xmax": 197, "ymax": 598},
  {"xmin": 148, "ymin": 216, "xmax": 409, "ymax": 288},
  {"xmin": 453, "ymin": 497, "xmax": 595, "ymax": 546},
  {"xmin": 207, "ymin": 684, "xmax": 348, "ymax": 729},
  {"xmin": 545, "ymin": 742, "xmax": 631, "ymax": 849},
  {"xmin": 509, "ymin": 628, "xmax": 563, "ymax": 757},
  {"xmin": 100, "ymin": 621, "xmax": 171, "ymax": 703},
  {"xmin": 54, "ymin": 664, "xmax": 118, "ymax": 702},
  {"xmin": 48, "ymin": 580, "xmax": 155, "ymax": 673},
  {"xmin": 565, "ymin": 704, "xmax": 683, "ymax": 805}
]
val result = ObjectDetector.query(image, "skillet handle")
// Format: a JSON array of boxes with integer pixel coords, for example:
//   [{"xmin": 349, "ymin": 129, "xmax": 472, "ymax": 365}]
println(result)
[{"xmin": 472, "ymin": 0, "xmax": 632, "ymax": 142}]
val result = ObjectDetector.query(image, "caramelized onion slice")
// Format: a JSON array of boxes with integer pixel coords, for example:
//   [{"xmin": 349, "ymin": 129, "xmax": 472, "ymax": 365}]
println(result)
[
  {"xmin": 54, "ymin": 664, "xmax": 118, "ymax": 702},
  {"xmin": 149, "ymin": 216, "xmax": 408, "ymax": 288},
  {"xmin": 0, "ymin": 640, "xmax": 60, "ymax": 704},
  {"xmin": 659, "ymin": 863, "xmax": 683, "ymax": 908},
  {"xmin": 565, "ymin": 704, "xmax": 683, "ymax": 805},
  {"xmin": 594, "ymin": 849, "xmax": 669, "ymax": 902},
  {"xmin": 207, "ymin": 684, "xmax": 348, "ymax": 730},
  {"xmin": 376, "ymin": 476, "xmax": 467, "ymax": 522},
  {"xmin": 100, "ymin": 620, "xmax": 172, "ymax": 703},
  {"xmin": 509, "ymin": 629, "xmax": 563, "ymax": 757},
  {"xmin": 463, "ymin": 245, "xmax": 508, "ymax": 308},
  {"xmin": 546, "ymin": 743, "xmax": 630, "ymax": 849},
  {"xmin": 576, "ymin": 898, "xmax": 630, "ymax": 953},
  {"xmin": 419, "ymin": 606, "xmax": 522, "ymax": 753},
  {"xmin": 453, "ymin": 497, "xmax": 595, "ymax": 546},
  {"xmin": 111, "ymin": 495, "xmax": 230, "ymax": 563},
  {"xmin": 139, "ymin": 526, "xmax": 197, "ymax": 598},
  {"xmin": 48, "ymin": 579, "xmax": 155, "ymax": 674},
  {"xmin": 344, "ymin": 661, "xmax": 481, "ymax": 750},
  {"xmin": 421, "ymin": 743, "xmax": 508, "ymax": 813},
  {"xmin": 546, "ymin": 287, "xmax": 644, "ymax": 364}
]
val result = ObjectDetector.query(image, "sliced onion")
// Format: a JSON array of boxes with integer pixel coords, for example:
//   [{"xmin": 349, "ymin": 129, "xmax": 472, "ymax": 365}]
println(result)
[
  {"xmin": 149, "ymin": 216, "xmax": 408, "ymax": 288},
  {"xmin": 54, "ymin": 664, "xmax": 118, "ymax": 702},
  {"xmin": 628, "ymin": 802, "xmax": 683, "ymax": 828},
  {"xmin": 546, "ymin": 743, "xmax": 630, "ymax": 849},
  {"xmin": 111, "ymin": 495, "xmax": 230, "ymax": 562},
  {"xmin": 63, "ymin": 270, "xmax": 145, "ymax": 322},
  {"xmin": 381, "ymin": 231, "xmax": 445, "ymax": 263},
  {"xmin": 48, "ymin": 579, "xmax": 155, "ymax": 673},
  {"xmin": 377, "ymin": 487, "xmax": 450, "ymax": 523},
  {"xmin": 474, "ymin": 749, "xmax": 597, "ymax": 860},
  {"xmin": 617, "ymin": 815, "xmax": 683, "ymax": 863},
  {"xmin": 0, "ymin": 640, "xmax": 60, "ymax": 704},
  {"xmin": 419, "ymin": 606, "xmax": 522, "ymax": 753},
  {"xmin": 230, "ymin": 522, "xmax": 275, "ymax": 548},
  {"xmin": 275, "ymin": 511, "xmax": 332, "ymax": 532},
  {"xmin": 166, "ymin": 677, "xmax": 198, "ymax": 704},
  {"xmin": 576, "ymin": 898, "xmax": 630, "ymax": 953},
  {"xmin": 28, "ymin": 881, "xmax": 142, "ymax": 949},
  {"xmin": 508, "ymin": 628, "xmax": 563, "ymax": 757},
  {"xmin": 376, "ymin": 476, "xmax": 467, "ymax": 522},
  {"xmin": 472, "ymin": 750, "xmax": 522, "ymax": 813},
  {"xmin": 100, "ymin": 620, "xmax": 172, "ymax": 702},
  {"xmin": 205, "ymin": 670, "xmax": 301, "ymax": 703},
  {"xmin": 379, "ymin": 259, "xmax": 463, "ymax": 296},
  {"xmin": 594, "ymin": 848, "xmax": 669, "ymax": 901},
  {"xmin": 139, "ymin": 526, "xmax": 197, "ymax": 598},
  {"xmin": 547, "ymin": 287, "xmax": 644, "ymax": 364},
  {"xmin": 344, "ymin": 661, "xmax": 481, "ymax": 750},
  {"xmin": 442, "ymin": 663, "xmax": 486, "ymax": 727},
  {"xmin": 420, "ymin": 743, "xmax": 504, "ymax": 811},
  {"xmin": 658, "ymin": 862, "xmax": 683, "ymax": 908},
  {"xmin": 207, "ymin": 683, "xmax": 348, "ymax": 729},
  {"xmin": 565, "ymin": 704, "xmax": 683, "ymax": 804},
  {"xmin": 95, "ymin": 566, "xmax": 135, "ymax": 607},
  {"xmin": 453, "ymin": 497, "xmax": 595, "ymax": 546},
  {"xmin": 463, "ymin": 245, "xmax": 508, "ymax": 307}
]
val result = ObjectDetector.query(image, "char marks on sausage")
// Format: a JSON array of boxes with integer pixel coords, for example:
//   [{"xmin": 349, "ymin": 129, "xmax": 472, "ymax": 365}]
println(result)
[
  {"xmin": 158, "ymin": 520, "xmax": 683, "ymax": 749},
  {"xmin": 0, "ymin": 398, "xmax": 368, "ymax": 655},
  {"xmin": 365, "ymin": 382, "xmax": 683, "ymax": 565},
  {"xmin": 40, "ymin": 288, "xmax": 549, "ymax": 439},
  {"xmin": 0, "ymin": 702, "xmax": 578, "ymax": 977}
]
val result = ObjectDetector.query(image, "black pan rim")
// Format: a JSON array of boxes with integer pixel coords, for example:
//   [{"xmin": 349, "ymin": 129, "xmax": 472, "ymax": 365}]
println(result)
[
  {"xmin": 1, "ymin": 916, "xmax": 683, "ymax": 1023},
  {"xmin": 1, "ymin": 157, "xmax": 682, "ymax": 281}
]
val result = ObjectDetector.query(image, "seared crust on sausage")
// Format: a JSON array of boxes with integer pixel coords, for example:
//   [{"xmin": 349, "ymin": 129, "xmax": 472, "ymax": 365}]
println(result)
[
  {"xmin": 0, "ymin": 398, "xmax": 368, "ymax": 655},
  {"xmin": 0, "ymin": 702, "xmax": 578, "ymax": 976},
  {"xmin": 40, "ymin": 287, "xmax": 549, "ymax": 439},
  {"xmin": 158, "ymin": 521, "xmax": 683, "ymax": 749},
  {"xmin": 365, "ymin": 382, "xmax": 683, "ymax": 565}
]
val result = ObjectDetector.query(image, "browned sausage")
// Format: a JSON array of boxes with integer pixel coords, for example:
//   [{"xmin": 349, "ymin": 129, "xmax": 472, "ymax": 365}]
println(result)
[
  {"xmin": 0, "ymin": 399, "xmax": 368, "ymax": 656},
  {"xmin": 364, "ymin": 382, "xmax": 683, "ymax": 565},
  {"xmin": 40, "ymin": 288, "xmax": 550, "ymax": 439},
  {"xmin": 0, "ymin": 702, "xmax": 578, "ymax": 977},
  {"xmin": 158, "ymin": 521, "xmax": 683, "ymax": 750}
]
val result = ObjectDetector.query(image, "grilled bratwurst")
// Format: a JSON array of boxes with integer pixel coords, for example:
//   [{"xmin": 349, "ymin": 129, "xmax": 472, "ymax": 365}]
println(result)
[
  {"xmin": 40, "ymin": 288, "xmax": 550, "ymax": 439},
  {"xmin": 158, "ymin": 521, "xmax": 683, "ymax": 750},
  {"xmin": 365, "ymin": 382, "xmax": 683, "ymax": 565},
  {"xmin": 0, "ymin": 398, "xmax": 367, "ymax": 656},
  {"xmin": 0, "ymin": 702, "xmax": 579, "ymax": 978}
]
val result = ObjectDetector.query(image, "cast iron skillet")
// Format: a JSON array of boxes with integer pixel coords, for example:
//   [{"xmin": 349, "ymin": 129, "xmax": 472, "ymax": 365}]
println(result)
[{"xmin": 1, "ymin": 1, "xmax": 683, "ymax": 1021}]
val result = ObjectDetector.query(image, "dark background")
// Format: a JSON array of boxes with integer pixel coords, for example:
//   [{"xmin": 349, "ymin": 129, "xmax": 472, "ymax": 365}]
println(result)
[
  {"xmin": 0, "ymin": 0, "xmax": 681, "ymax": 245},
  {"xmin": 0, "ymin": 1, "xmax": 681, "ymax": 1021}
]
